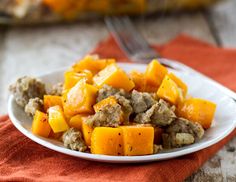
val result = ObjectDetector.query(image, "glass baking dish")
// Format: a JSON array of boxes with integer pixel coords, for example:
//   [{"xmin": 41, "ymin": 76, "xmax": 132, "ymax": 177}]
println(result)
[{"xmin": 0, "ymin": 0, "xmax": 219, "ymax": 25}]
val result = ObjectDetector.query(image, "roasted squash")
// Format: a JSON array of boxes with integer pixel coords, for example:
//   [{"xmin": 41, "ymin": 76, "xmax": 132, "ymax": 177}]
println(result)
[
  {"xmin": 63, "ymin": 70, "xmax": 93, "ymax": 90},
  {"xmin": 69, "ymin": 114, "xmax": 88, "ymax": 130},
  {"xmin": 145, "ymin": 59, "xmax": 168, "ymax": 88},
  {"xmin": 93, "ymin": 63, "xmax": 135, "ymax": 92},
  {"xmin": 32, "ymin": 110, "xmax": 51, "ymax": 138},
  {"xmin": 43, "ymin": 95, "xmax": 63, "ymax": 112},
  {"xmin": 93, "ymin": 96, "xmax": 117, "ymax": 112},
  {"xmin": 120, "ymin": 126, "xmax": 154, "ymax": 156},
  {"xmin": 82, "ymin": 119, "xmax": 93, "ymax": 146},
  {"xmin": 129, "ymin": 70, "xmax": 158, "ymax": 92},
  {"xmin": 157, "ymin": 75, "xmax": 180, "ymax": 105},
  {"xmin": 72, "ymin": 55, "xmax": 115, "ymax": 74},
  {"xmin": 63, "ymin": 79, "xmax": 98, "ymax": 116},
  {"xmin": 48, "ymin": 105, "xmax": 69, "ymax": 133},
  {"xmin": 168, "ymin": 73, "xmax": 188, "ymax": 96},
  {"xmin": 49, "ymin": 131, "xmax": 63, "ymax": 139},
  {"xmin": 177, "ymin": 98, "xmax": 216, "ymax": 129},
  {"xmin": 129, "ymin": 70, "xmax": 146, "ymax": 91},
  {"xmin": 91, "ymin": 127, "xmax": 124, "ymax": 156}
]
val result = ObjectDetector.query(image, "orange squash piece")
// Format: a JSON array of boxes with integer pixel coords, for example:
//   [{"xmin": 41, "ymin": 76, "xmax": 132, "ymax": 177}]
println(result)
[
  {"xmin": 87, "ymin": 0, "xmax": 110, "ymax": 12},
  {"xmin": 177, "ymin": 98, "xmax": 216, "ymax": 129},
  {"xmin": 48, "ymin": 106, "xmax": 69, "ymax": 133},
  {"xmin": 130, "ymin": 70, "xmax": 158, "ymax": 92},
  {"xmin": 63, "ymin": 70, "xmax": 93, "ymax": 90},
  {"xmin": 72, "ymin": 55, "xmax": 115, "ymax": 74},
  {"xmin": 145, "ymin": 59, "xmax": 168, "ymax": 88},
  {"xmin": 63, "ymin": 79, "xmax": 98, "ymax": 116},
  {"xmin": 43, "ymin": 0, "xmax": 87, "ymax": 19},
  {"xmin": 93, "ymin": 63, "xmax": 135, "ymax": 92},
  {"xmin": 120, "ymin": 126, "xmax": 154, "ymax": 156},
  {"xmin": 129, "ymin": 70, "xmax": 146, "ymax": 91},
  {"xmin": 43, "ymin": 95, "xmax": 63, "ymax": 112},
  {"xmin": 168, "ymin": 73, "xmax": 188, "ymax": 96},
  {"xmin": 69, "ymin": 114, "xmax": 88, "ymax": 130},
  {"xmin": 32, "ymin": 110, "xmax": 51, "ymax": 138},
  {"xmin": 157, "ymin": 75, "xmax": 179, "ymax": 105},
  {"xmin": 49, "ymin": 131, "xmax": 63, "ymax": 139},
  {"xmin": 93, "ymin": 96, "xmax": 117, "ymax": 112},
  {"xmin": 82, "ymin": 119, "xmax": 93, "ymax": 146},
  {"xmin": 91, "ymin": 127, "xmax": 124, "ymax": 156}
]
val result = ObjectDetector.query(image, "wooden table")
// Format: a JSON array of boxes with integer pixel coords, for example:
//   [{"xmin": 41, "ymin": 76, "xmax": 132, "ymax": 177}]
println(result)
[{"xmin": 0, "ymin": 0, "xmax": 235, "ymax": 181}]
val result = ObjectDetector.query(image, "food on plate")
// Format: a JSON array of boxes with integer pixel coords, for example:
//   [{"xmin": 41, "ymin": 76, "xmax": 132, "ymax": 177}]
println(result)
[
  {"xmin": 25, "ymin": 97, "xmax": 44, "ymax": 116},
  {"xmin": 162, "ymin": 118, "xmax": 204, "ymax": 148},
  {"xmin": 32, "ymin": 110, "xmax": 51, "ymax": 138},
  {"xmin": 0, "ymin": 0, "xmax": 219, "ymax": 24},
  {"xmin": 62, "ymin": 128, "xmax": 87, "ymax": 152},
  {"xmin": 62, "ymin": 79, "xmax": 98, "ymax": 116},
  {"xmin": 48, "ymin": 105, "xmax": 69, "ymax": 133},
  {"xmin": 9, "ymin": 55, "xmax": 217, "ymax": 156},
  {"xmin": 177, "ymin": 98, "xmax": 216, "ymax": 129},
  {"xmin": 9, "ymin": 76, "xmax": 46, "ymax": 107}
]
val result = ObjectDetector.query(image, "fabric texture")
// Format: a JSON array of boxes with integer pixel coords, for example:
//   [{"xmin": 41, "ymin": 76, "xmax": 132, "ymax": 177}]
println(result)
[{"xmin": 1, "ymin": 34, "xmax": 236, "ymax": 182}]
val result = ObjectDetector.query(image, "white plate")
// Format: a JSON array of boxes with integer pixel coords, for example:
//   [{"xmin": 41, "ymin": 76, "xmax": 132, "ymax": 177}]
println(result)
[{"xmin": 8, "ymin": 62, "xmax": 236, "ymax": 163}]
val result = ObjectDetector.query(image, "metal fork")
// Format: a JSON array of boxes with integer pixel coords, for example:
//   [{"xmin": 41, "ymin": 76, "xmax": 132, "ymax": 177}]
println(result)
[
  {"xmin": 105, "ymin": 16, "xmax": 160, "ymax": 64},
  {"xmin": 105, "ymin": 16, "xmax": 185, "ymax": 70},
  {"xmin": 105, "ymin": 16, "xmax": 200, "ymax": 71},
  {"xmin": 104, "ymin": 16, "xmax": 236, "ymax": 101}
]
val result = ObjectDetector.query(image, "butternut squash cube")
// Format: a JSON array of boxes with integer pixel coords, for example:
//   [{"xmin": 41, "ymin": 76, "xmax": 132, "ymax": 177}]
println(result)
[
  {"xmin": 69, "ymin": 114, "xmax": 88, "ymax": 130},
  {"xmin": 93, "ymin": 96, "xmax": 117, "ymax": 112},
  {"xmin": 130, "ymin": 70, "xmax": 146, "ymax": 91},
  {"xmin": 63, "ymin": 79, "xmax": 98, "ymax": 116},
  {"xmin": 168, "ymin": 73, "xmax": 188, "ymax": 96},
  {"xmin": 43, "ymin": 95, "xmax": 63, "ymax": 112},
  {"xmin": 63, "ymin": 70, "xmax": 93, "ymax": 90},
  {"xmin": 93, "ymin": 63, "xmax": 135, "ymax": 92},
  {"xmin": 32, "ymin": 110, "xmax": 51, "ymax": 138},
  {"xmin": 48, "ymin": 106, "xmax": 69, "ymax": 133},
  {"xmin": 91, "ymin": 127, "xmax": 123, "ymax": 156},
  {"xmin": 145, "ymin": 59, "xmax": 168, "ymax": 88},
  {"xmin": 82, "ymin": 119, "xmax": 93, "ymax": 146},
  {"xmin": 72, "ymin": 55, "xmax": 115, "ymax": 74},
  {"xmin": 130, "ymin": 70, "xmax": 158, "ymax": 92},
  {"xmin": 49, "ymin": 130, "xmax": 63, "ymax": 139},
  {"xmin": 120, "ymin": 126, "xmax": 154, "ymax": 156},
  {"xmin": 177, "ymin": 98, "xmax": 216, "ymax": 129},
  {"xmin": 157, "ymin": 75, "xmax": 179, "ymax": 105}
]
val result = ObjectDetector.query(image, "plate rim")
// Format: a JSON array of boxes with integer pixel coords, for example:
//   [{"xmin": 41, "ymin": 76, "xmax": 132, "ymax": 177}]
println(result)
[{"xmin": 8, "ymin": 62, "xmax": 236, "ymax": 163}]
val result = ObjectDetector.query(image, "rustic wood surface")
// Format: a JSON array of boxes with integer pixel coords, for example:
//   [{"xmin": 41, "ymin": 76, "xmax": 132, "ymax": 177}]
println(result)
[{"xmin": 0, "ymin": 0, "xmax": 235, "ymax": 181}]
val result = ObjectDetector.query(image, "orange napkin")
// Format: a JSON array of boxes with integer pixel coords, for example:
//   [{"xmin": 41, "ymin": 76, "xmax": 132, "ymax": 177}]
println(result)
[{"xmin": 1, "ymin": 34, "xmax": 236, "ymax": 182}]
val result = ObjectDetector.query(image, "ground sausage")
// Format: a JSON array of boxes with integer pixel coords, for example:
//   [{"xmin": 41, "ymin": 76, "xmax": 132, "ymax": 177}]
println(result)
[
  {"xmin": 24, "ymin": 97, "xmax": 43, "ymax": 116},
  {"xmin": 114, "ymin": 95, "xmax": 133, "ymax": 123},
  {"xmin": 134, "ymin": 99, "xmax": 176, "ymax": 126},
  {"xmin": 62, "ymin": 128, "xmax": 87, "ymax": 152},
  {"xmin": 162, "ymin": 118, "xmax": 204, "ymax": 148},
  {"xmin": 47, "ymin": 82, "xmax": 63, "ymax": 96},
  {"xmin": 96, "ymin": 84, "xmax": 130, "ymax": 102},
  {"xmin": 9, "ymin": 76, "xmax": 46, "ymax": 107},
  {"xmin": 131, "ymin": 90, "xmax": 156, "ymax": 114},
  {"xmin": 96, "ymin": 85, "xmax": 132, "ymax": 123},
  {"xmin": 86, "ymin": 103, "xmax": 123, "ymax": 127}
]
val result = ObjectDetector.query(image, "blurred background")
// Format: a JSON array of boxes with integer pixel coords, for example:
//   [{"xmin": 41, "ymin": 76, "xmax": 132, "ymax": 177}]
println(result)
[{"xmin": 0, "ymin": 0, "xmax": 236, "ymax": 181}]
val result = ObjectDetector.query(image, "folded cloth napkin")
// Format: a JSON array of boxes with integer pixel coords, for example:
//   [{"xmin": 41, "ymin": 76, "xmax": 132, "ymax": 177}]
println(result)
[{"xmin": 1, "ymin": 34, "xmax": 236, "ymax": 182}]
